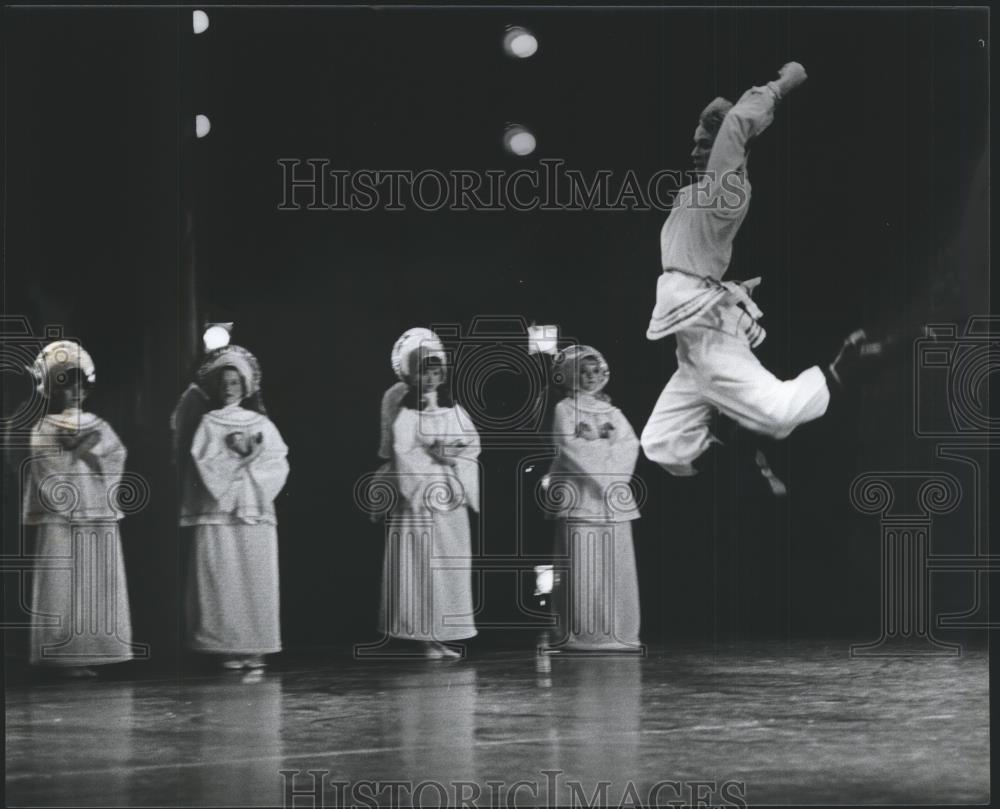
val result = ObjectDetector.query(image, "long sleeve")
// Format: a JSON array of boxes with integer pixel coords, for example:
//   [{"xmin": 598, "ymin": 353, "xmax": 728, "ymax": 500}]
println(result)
[
  {"xmin": 391, "ymin": 408, "xmax": 435, "ymax": 507},
  {"xmin": 391, "ymin": 407, "xmax": 479, "ymax": 514},
  {"xmin": 706, "ymin": 84, "xmax": 779, "ymax": 179},
  {"xmin": 190, "ymin": 418, "xmax": 246, "ymax": 504},
  {"xmin": 679, "ymin": 84, "xmax": 781, "ymax": 227},
  {"xmin": 188, "ymin": 411, "xmax": 288, "ymax": 523},
  {"xmin": 547, "ymin": 400, "xmax": 640, "ymax": 522},
  {"xmin": 24, "ymin": 417, "xmax": 127, "ymax": 523},
  {"xmin": 550, "ymin": 400, "xmax": 609, "ymax": 479},
  {"xmin": 450, "ymin": 405, "xmax": 481, "ymax": 514},
  {"xmin": 29, "ymin": 419, "xmax": 126, "ymax": 479},
  {"xmin": 606, "ymin": 408, "xmax": 641, "ymax": 477},
  {"xmin": 245, "ymin": 419, "xmax": 290, "ymax": 504},
  {"xmin": 377, "ymin": 382, "xmax": 409, "ymax": 460},
  {"xmin": 657, "ymin": 84, "xmax": 779, "ymax": 283}
]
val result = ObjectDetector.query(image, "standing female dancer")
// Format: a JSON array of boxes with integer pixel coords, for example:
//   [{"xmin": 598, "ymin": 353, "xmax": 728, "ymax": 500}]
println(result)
[
  {"xmin": 544, "ymin": 345, "xmax": 642, "ymax": 651},
  {"xmin": 22, "ymin": 341, "xmax": 135, "ymax": 677},
  {"xmin": 378, "ymin": 328, "xmax": 480, "ymax": 659},
  {"xmin": 180, "ymin": 345, "xmax": 289, "ymax": 670}
]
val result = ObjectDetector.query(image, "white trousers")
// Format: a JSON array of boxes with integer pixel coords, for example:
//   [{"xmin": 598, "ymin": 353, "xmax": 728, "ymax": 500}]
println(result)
[{"xmin": 641, "ymin": 305, "xmax": 830, "ymax": 476}]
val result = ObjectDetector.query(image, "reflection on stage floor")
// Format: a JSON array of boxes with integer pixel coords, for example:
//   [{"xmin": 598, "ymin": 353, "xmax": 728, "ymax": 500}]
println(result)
[{"xmin": 4, "ymin": 642, "xmax": 988, "ymax": 806}]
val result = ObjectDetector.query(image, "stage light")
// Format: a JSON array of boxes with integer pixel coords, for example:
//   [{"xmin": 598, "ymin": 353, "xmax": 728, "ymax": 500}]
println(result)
[
  {"xmin": 202, "ymin": 323, "xmax": 232, "ymax": 351},
  {"xmin": 528, "ymin": 324, "xmax": 559, "ymax": 355},
  {"xmin": 195, "ymin": 114, "xmax": 211, "ymax": 138},
  {"xmin": 503, "ymin": 26, "xmax": 538, "ymax": 58},
  {"xmin": 192, "ymin": 10, "xmax": 209, "ymax": 34},
  {"xmin": 503, "ymin": 124, "xmax": 536, "ymax": 156}
]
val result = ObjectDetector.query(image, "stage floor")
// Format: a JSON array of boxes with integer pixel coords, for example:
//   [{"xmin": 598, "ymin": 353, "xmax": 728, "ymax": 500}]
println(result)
[{"xmin": 4, "ymin": 642, "xmax": 989, "ymax": 807}]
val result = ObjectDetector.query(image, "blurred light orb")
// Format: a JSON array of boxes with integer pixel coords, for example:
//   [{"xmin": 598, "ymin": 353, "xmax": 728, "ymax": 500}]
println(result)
[
  {"xmin": 503, "ymin": 124, "xmax": 536, "ymax": 156},
  {"xmin": 202, "ymin": 325, "xmax": 231, "ymax": 351},
  {"xmin": 534, "ymin": 565, "xmax": 554, "ymax": 596},
  {"xmin": 192, "ymin": 10, "xmax": 209, "ymax": 35},
  {"xmin": 195, "ymin": 114, "xmax": 211, "ymax": 138},
  {"xmin": 503, "ymin": 26, "xmax": 538, "ymax": 58}
]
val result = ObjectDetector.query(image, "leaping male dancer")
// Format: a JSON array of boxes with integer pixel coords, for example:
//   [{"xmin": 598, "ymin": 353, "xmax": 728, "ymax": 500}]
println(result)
[{"xmin": 641, "ymin": 62, "xmax": 884, "ymax": 481}]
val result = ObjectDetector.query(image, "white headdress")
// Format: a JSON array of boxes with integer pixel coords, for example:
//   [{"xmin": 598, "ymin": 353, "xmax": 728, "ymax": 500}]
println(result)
[
  {"xmin": 28, "ymin": 341, "xmax": 96, "ymax": 395},
  {"xmin": 196, "ymin": 345, "xmax": 262, "ymax": 397},
  {"xmin": 390, "ymin": 327, "xmax": 446, "ymax": 383},
  {"xmin": 551, "ymin": 344, "xmax": 610, "ymax": 394}
]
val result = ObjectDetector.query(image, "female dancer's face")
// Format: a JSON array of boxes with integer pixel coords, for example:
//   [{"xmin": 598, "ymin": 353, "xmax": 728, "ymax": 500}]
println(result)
[
  {"xmin": 219, "ymin": 368, "xmax": 245, "ymax": 406},
  {"xmin": 578, "ymin": 359, "xmax": 603, "ymax": 393},
  {"xmin": 421, "ymin": 365, "xmax": 443, "ymax": 393}
]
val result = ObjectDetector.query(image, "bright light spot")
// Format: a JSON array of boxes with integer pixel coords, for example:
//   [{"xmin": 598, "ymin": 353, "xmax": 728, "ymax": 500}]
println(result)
[
  {"xmin": 528, "ymin": 324, "xmax": 559, "ymax": 355},
  {"xmin": 202, "ymin": 325, "xmax": 231, "ymax": 351},
  {"xmin": 195, "ymin": 114, "xmax": 211, "ymax": 138},
  {"xmin": 503, "ymin": 26, "xmax": 538, "ymax": 58},
  {"xmin": 503, "ymin": 124, "xmax": 536, "ymax": 156},
  {"xmin": 534, "ymin": 565, "xmax": 554, "ymax": 596},
  {"xmin": 192, "ymin": 10, "xmax": 209, "ymax": 35}
]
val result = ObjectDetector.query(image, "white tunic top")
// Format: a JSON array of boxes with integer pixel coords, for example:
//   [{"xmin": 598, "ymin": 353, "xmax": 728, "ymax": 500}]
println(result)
[
  {"xmin": 22, "ymin": 409, "xmax": 127, "ymax": 525},
  {"xmin": 392, "ymin": 405, "xmax": 481, "ymax": 515},
  {"xmin": 545, "ymin": 395, "xmax": 641, "ymax": 523},
  {"xmin": 647, "ymin": 83, "xmax": 780, "ymax": 343},
  {"xmin": 181, "ymin": 405, "xmax": 289, "ymax": 526}
]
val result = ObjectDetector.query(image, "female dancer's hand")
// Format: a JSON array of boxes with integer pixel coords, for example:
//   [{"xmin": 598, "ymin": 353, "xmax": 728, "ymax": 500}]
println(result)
[
  {"xmin": 427, "ymin": 440, "xmax": 456, "ymax": 467},
  {"xmin": 774, "ymin": 61, "xmax": 807, "ymax": 96},
  {"xmin": 226, "ymin": 431, "xmax": 265, "ymax": 461},
  {"xmin": 55, "ymin": 430, "xmax": 101, "ymax": 469},
  {"xmin": 225, "ymin": 432, "xmax": 245, "ymax": 456},
  {"xmin": 225, "ymin": 431, "xmax": 256, "ymax": 458},
  {"xmin": 244, "ymin": 432, "xmax": 265, "ymax": 461},
  {"xmin": 55, "ymin": 428, "xmax": 81, "ymax": 450}
]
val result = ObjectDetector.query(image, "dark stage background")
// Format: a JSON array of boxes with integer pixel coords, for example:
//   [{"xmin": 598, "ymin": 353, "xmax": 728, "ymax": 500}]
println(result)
[{"xmin": 1, "ymin": 5, "xmax": 990, "ymax": 664}]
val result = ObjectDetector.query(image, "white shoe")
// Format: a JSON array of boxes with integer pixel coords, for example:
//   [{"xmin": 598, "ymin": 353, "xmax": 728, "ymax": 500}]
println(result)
[
  {"xmin": 436, "ymin": 643, "xmax": 461, "ymax": 659},
  {"xmin": 828, "ymin": 329, "xmax": 893, "ymax": 389},
  {"xmin": 61, "ymin": 666, "xmax": 98, "ymax": 679},
  {"xmin": 755, "ymin": 450, "xmax": 788, "ymax": 497}
]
